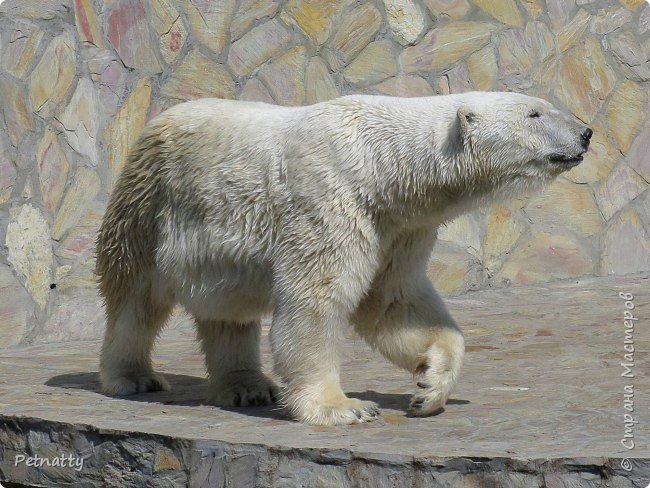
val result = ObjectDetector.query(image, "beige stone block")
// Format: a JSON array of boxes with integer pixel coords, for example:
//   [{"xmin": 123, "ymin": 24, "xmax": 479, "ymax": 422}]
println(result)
[
  {"xmin": 227, "ymin": 19, "xmax": 292, "ymax": 77},
  {"xmin": 619, "ymin": 0, "xmax": 645, "ymax": 10},
  {"xmin": 0, "ymin": 142, "xmax": 17, "ymax": 205},
  {"xmin": 0, "ymin": 264, "xmax": 33, "ymax": 347},
  {"xmin": 473, "ymin": 0, "xmax": 523, "ymax": 26},
  {"xmin": 642, "ymin": 189, "xmax": 650, "ymax": 227},
  {"xmin": 161, "ymin": 17, "xmax": 187, "ymax": 65},
  {"xmin": 53, "ymin": 167, "xmax": 101, "ymax": 240},
  {"xmin": 497, "ymin": 232, "xmax": 593, "ymax": 285},
  {"xmin": 525, "ymin": 21, "xmax": 555, "ymax": 63},
  {"xmin": 590, "ymin": 6, "xmax": 632, "ymax": 34},
  {"xmin": 37, "ymin": 130, "xmax": 70, "ymax": 214},
  {"xmin": 29, "ymin": 33, "xmax": 76, "ymax": 116},
  {"xmin": 0, "ymin": 0, "xmax": 70, "ymax": 20},
  {"xmin": 422, "ymin": 0, "xmax": 471, "ymax": 19},
  {"xmin": 525, "ymin": 179, "xmax": 602, "ymax": 236},
  {"xmin": 150, "ymin": 0, "xmax": 187, "ymax": 64},
  {"xmin": 55, "ymin": 258, "xmax": 97, "ymax": 292},
  {"xmin": 564, "ymin": 125, "xmax": 619, "ymax": 184},
  {"xmin": 438, "ymin": 212, "xmax": 483, "ymax": 258},
  {"xmin": 556, "ymin": 38, "xmax": 617, "ymax": 123},
  {"xmin": 55, "ymin": 203, "xmax": 103, "ymax": 261},
  {"xmin": 74, "ymin": 0, "xmax": 104, "ymax": 47},
  {"xmin": 105, "ymin": 0, "xmax": 161, "ymax": 73},
  {"xmin": 530, "ymin": 56, "xmax": 559, "ymax": 98},
  {"xmin": 498, "ymin": 29, "xmax": 531, "ymax": 76},
  {"xmin": 231, "ymin": 0, "xmax": 281, "ymax": 41},
  {"xmin": 627, "ymin": 125, "xmax": 650, "ymax": 181},
  {"xmin": 467, "ymin": 46, "xmax": 497, "ymax": 90},
  {"xmin": 0, "ymin": 77, "xmax": 32, "ymax": 146},
  {"xmin": 58, "ymin": 78, "xmax": 101, "ymax": 164},
  {"xmin": 281, "ymin": 0, "xmax": 349, "ymax": 45},
  {"xmin": 640, "ymin": 5, "xmax": 650, "ymax": 34},
  {"xmin": 177, "ymin": 0, "xmax": 235, "ymax": 54},
  {"xmin": 87, "ymin": 50, "xmax": 128, "ymax": 112},
  {"xmin": 2, "ymin": 20, "xmax": 44, "ymax": 78},
  {"xmin": 546, "ymin": 0, "xmax": 577, "ymax": 30},
  {"xmin": 558, "ymin": 9, "xmax": 590, "ymax": 52},
  {"xmin": 6, "ymin": 204, "xmax": 53, "ymax": 309},
  {"xmin": 259, "ymin": 46, "xmax": 307, "ymax": 105},
  {"xmin": 518, "ymin": 0, "xmax": 543, "ymax": 18},
  {"xmin": 364, "ymin": 75, "xmax": 435, "ymax": 97},
  {"xmin": 239, "ymin": 78, "xmax": 275, "ymax": 103},
  {"xmin": 438, "ymin": 63, "xmax": 472, "ymax": 94},
  {"xmin": 305, "ymin": 57, "xmax": 339, "ymax": 104},
  {"xmin": 39, "ymin": 287, "xmax": 105, "ymax": 342},
  {"xmin": 428, "ymin": 246, "xmax": 483, "ymax": 296},
  {"xmin": 600, "ymin": 208, "xmax": 649, "ymax": 275},
  {"xmin": 325, "ymin": 3, "xmax": 382, "ymax": 69},
  {"xmin": 595, "ymin": 164, "xmax": 647, "ymax": 221},
  {"xmin": 343, "ymin": 40, "xmax": 398, "ymax": 87},
  {"xmin": 162, "ymin": 49, "xmax": 235, "ymax": 101},
  {"xmin": 149, "ymin": 0, "xmax": 177, "ymax": 33},
  {"xmin": 105, "ymin": 78, "xmax": 152, "ymax": 182},
  {"xmin": 484, "ymin": 204, "xmax": 524, "ymax": 272},
  {"xmin": 608, "ymin": 31, "xmax": 650, "ymax": 82},
  {"xmin": 401, "ymin": 22, "xmax": 494, "ymax": 72},
  {"xmin": 606, "ymin": 80, "xmax": 647, "ymax": 153},
  {"xmin": 384, "ymin": 0, "xmax": 428, "ymax": 45}
]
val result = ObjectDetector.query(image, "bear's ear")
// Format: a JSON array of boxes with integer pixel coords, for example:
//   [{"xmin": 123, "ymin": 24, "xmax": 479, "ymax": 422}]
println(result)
[{"xmin": 457, "ymin": 106, "xmax": 477, "ymax": 132}]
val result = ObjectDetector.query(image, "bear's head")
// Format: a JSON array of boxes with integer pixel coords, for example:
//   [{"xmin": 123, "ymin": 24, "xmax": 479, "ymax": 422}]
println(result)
[{"xmin": 456, "ymin": 92, "xmax": 592, "ymax": 194}]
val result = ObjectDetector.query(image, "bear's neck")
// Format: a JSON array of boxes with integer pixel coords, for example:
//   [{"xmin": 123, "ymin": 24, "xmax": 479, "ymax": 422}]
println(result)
[{"xmin": 367, "ymin": 133, "xmax": 553, "ymax": 232}]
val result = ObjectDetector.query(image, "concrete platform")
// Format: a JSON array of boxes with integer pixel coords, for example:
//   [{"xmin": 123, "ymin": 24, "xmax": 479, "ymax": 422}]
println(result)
[{"xmin": 0, "ymin": 275, "xmax": 648, "ymax": 487}]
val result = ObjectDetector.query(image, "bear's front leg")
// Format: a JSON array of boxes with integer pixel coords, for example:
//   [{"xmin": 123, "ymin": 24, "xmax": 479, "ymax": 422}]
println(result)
[
  {"xmin": 355, "ymin": 283, "xmax": 465, "ymax": 416},
  {"xmin": 352, "ymin": 228, "xmax": 465, "ymax": 416}
]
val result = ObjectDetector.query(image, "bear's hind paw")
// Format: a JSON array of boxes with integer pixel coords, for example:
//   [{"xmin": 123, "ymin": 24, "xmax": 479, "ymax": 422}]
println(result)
[
  {"xmin": 207, "ymin": 373, "xmax": 279, "ymax": 407},
  {"xmin": 102, "ymin": 372, "xmax": 170, "ymax": 396}
]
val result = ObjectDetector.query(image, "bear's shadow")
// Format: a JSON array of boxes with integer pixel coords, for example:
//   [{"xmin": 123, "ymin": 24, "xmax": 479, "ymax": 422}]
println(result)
[{"xmin": 46, "ymin": 372, "xmax": 469, "ymax": 422}]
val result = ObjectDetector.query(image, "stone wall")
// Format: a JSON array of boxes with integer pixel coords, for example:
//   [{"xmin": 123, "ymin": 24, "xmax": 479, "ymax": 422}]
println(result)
[{"xmin": 0, "ymin": 0, "xmax": 648, "ymax": 346}]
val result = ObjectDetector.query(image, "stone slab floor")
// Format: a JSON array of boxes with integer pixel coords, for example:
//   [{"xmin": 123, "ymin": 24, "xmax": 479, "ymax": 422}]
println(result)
[{"xmin": 0, "ymin": 275, "xmax": 648, "ymax": 487}]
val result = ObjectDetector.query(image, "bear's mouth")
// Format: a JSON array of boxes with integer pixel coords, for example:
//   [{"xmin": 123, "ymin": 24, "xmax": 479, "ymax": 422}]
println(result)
[{"xmin": 548, "ymin": 152, "xmax": 584, "ymax": 165}]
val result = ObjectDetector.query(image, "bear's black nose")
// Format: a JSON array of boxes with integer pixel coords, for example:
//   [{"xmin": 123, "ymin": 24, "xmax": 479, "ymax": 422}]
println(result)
[{"xmin": 581, "ymin": 128, "xmax": 593, "ymax": 141}]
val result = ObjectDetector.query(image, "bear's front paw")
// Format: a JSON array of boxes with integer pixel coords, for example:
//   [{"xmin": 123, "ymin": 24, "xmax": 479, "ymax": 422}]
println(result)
[
  {"xmin": 408, "ymin": 381, "xmax": 448, "ymax": 416},
  {"xmin": 207, "ymin": 371, "xmax": 279, "ymax": 407},
  {"xmin": 102, "ymin": 372, "xmax": 170, "ymax": 396},
  {"xmin": 408, "ymin": 364, "xmax": 457, "ymax": 416},
  {"xmin": 291, "ymin": 397, "xmax": 380, "ymax": 426}
]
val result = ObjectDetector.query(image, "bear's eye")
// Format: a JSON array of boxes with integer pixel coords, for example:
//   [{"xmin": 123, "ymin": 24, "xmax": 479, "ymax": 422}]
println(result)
[{"xmin": 529, "ymin": 110, "xmax": 541, "ymax": 118}]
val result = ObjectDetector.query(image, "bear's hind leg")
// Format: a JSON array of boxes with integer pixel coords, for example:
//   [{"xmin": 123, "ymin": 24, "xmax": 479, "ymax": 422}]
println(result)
[
  {"xmin": 100, "ymin": 289, "xmax": 173, "ymax": 396},
  {"xmin": 195, "ymin": 320, "xmax": 279, "ymax": 407},
  {"xmin": 271, "ymin": 293, "xmax": 380, "ymax": 426}
]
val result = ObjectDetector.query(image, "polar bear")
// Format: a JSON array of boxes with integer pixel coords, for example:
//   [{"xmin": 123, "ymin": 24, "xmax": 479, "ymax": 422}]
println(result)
[{"xmin": 95, "ymin": 92, "xmax": 592, "ymax": 425}]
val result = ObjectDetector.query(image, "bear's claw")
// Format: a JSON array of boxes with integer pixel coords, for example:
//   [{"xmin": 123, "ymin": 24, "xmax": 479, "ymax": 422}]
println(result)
[{"xmin": 292, "ymin": 398, "xmax": 380, "ymax": 425}]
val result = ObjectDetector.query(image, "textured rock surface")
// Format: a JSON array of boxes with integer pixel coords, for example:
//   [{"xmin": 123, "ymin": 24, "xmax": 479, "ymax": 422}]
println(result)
[
  {"xmin": 0, "ymin": 275, "xmax": 648, "ymax": 486},
  {"xmin": 0, "ymin": 0, "xmax": 648, "ymax": 347},
  {"xmin": 5, "ymin": 204, "xmax": 53, "ymax": 310},
  {"xmin": 384, "ymin": 0, "xmax": 428, "ymax": 45}
]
